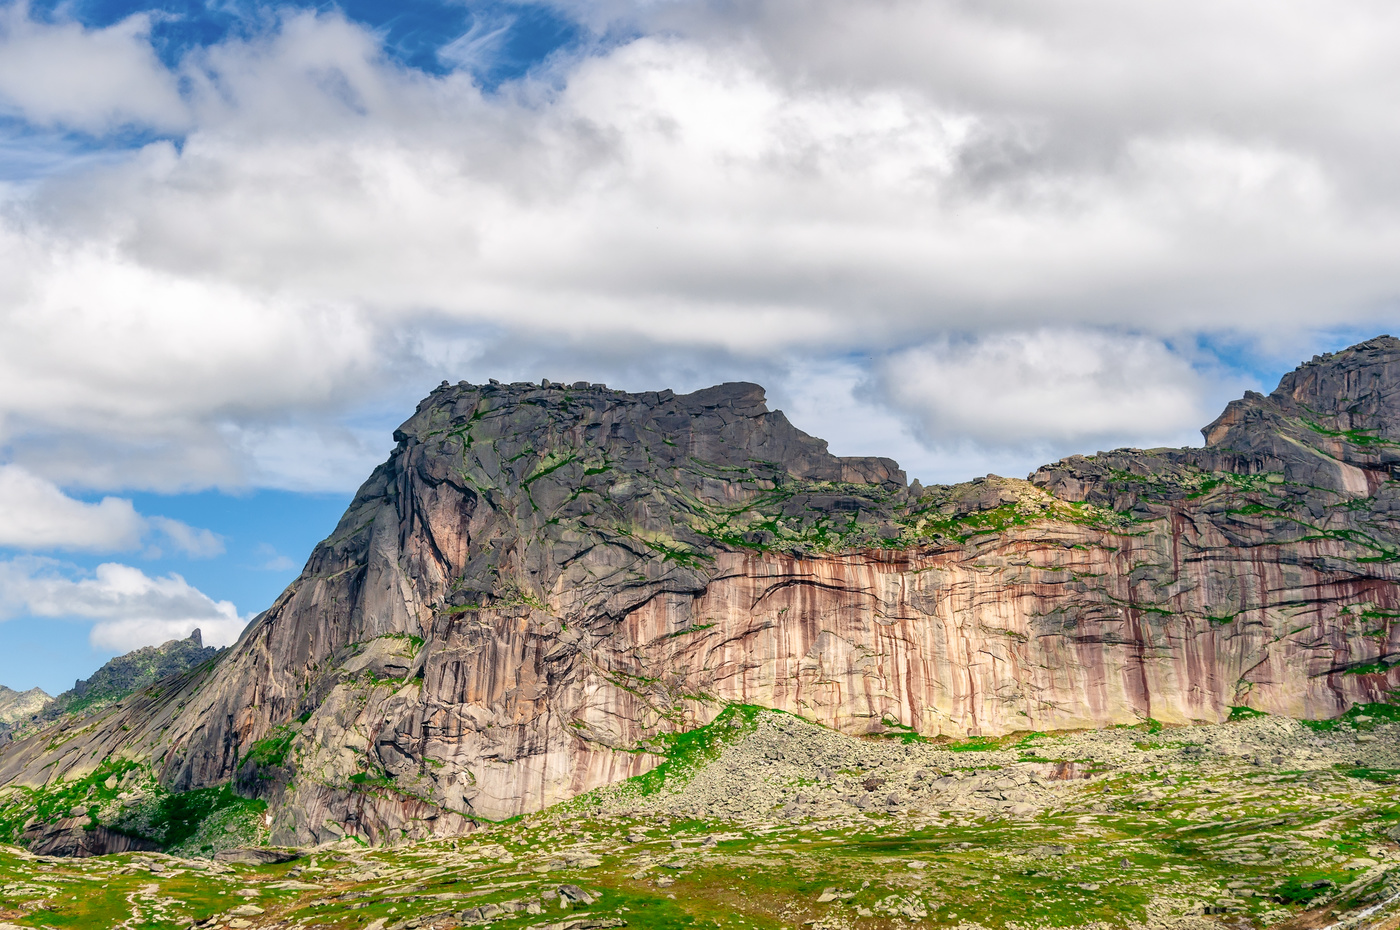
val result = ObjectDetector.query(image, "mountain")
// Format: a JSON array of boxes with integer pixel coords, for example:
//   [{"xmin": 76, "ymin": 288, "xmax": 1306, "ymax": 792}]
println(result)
[
  {"xmin": 2, "ymin": 337, "xmax": 1400, "ymax": 856},
  {"xmin": 46, "ymin": 629, "xmax": 221, "ymax": 720},
  {"xmin": 0, "ymin": 632, "xmax": 219, "ymax": 749},
  {"xmin": 0, "ymin": 687, "xmax": 50, "ymax": 726}
]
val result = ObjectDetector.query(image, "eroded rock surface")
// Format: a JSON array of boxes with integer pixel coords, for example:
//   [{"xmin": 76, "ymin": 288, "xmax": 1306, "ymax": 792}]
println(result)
[
  {"xmin": 0, "ymin": 688, "xmax": 50, "ymax": 727},
  {"xmin": 4, "ymin": 338, "xmax": 1400, "ymax": 847}
]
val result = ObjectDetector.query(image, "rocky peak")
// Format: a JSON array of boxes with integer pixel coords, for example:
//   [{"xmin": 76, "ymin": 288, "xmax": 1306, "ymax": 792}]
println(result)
[
  {"xmin": 1035, "ymin": 336, "xmax": 1400, "ymax": 501},
  {"xmin": 43, "ymin": 631, "xmax": 220, "ymax": 724},
  {"xmin": 0, "ymin": 686, "xmax": 52, "ymax": 726},
  {"xmin": 1200, "ymin": 335, "xmax": 1400, "ymax": 492},
  {"xmin": 342, "ymin": 377, "xmax": 912, "ymax": 625},
  {"xmin": 5, "ymin": 338, "xmax": 1400, "ymax": 853},
  {"xmin": 395, "ymin": 378, "xmax": 905, "ymax": 488}
]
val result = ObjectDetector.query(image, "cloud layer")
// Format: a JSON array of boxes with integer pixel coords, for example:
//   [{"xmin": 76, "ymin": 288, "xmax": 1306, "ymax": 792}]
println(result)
[
  {"xmin": 0, "ymin": 465, "xmax": 222, "ymax": 554},
  {"xmin": 876, "ymin": 331, "xmax": 1217, "ymax": 452},
  {"xmin": 0, "ymin": 0, "xmax": 1395, "ymax": 496},
  {"xmin": 0, "ymin": 557, "xmax": 247, "ymax": 652}
]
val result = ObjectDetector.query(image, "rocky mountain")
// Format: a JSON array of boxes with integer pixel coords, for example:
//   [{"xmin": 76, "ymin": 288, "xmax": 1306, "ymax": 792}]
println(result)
[
  {"xmin": 0, "ymin": 687, "xmax": 50, "ymax": 726},
  {"xmin": 0, "ymin": 632, "xmax": 219, "ymax": 749},
  {"xmin": 2, "ymin": 336, "xmax": 1400, "ymax": 855},
  {"xmin": 39, "ymin": 629, "xmax": 221, "ymax": 722}
]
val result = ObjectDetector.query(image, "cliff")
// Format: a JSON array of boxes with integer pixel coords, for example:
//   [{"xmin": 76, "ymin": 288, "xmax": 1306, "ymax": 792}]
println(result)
[{"xmin": 2, "ymin": 337, "xmax": 1399, "ymax": 852}]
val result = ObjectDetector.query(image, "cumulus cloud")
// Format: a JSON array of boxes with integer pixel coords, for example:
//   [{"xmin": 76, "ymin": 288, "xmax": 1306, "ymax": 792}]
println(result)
[
  {"xmin": 0, "ymin": 464, "xmax": 222, "ymax": 554},
  {"xmin": 874, "ymin": 331, "xmax": 1220, "ymax": 454},
  {"xmin": 0, "ymin": 557, "xmax": 247, "ymax": 651},
  {"xmin": 0, "ymin": 2, "xmax": 185, "ymax": 132},
  {"xmin": 0, "ymin": 2, "xmax": 1396, "ymax": 491}
]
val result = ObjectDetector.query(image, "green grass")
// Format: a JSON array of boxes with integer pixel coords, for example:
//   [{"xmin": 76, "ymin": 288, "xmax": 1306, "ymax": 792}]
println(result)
[
  {"xmin": 153, "ymin": 785, "xmax": 264, "ymax": 848},
  {"xmin": 245, "ymin": 723, "xmax": 298, "ymax": 768},
  {"xmin": 944, "ymin": 735, "xmax": 1011, "ymax": 752},
  {"xmin": 1272, "ymin": 876, "xmax": 1332, "ymax": 904},
  {"xmin": 627, "ymin": 705, "xmax": 765, "ymax": 795},
  {"xmin": 1300, "ymin": 701, "xmax": 1400, "ymax": 731},
  {"xmin": 0, "ymin": 756, "xmax": 145, "ymax": 844}
]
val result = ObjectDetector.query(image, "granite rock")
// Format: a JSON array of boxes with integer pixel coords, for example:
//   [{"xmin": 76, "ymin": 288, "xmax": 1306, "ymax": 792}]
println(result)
[{"xmin": 3, "ymin": 342, "xmax": 1400, "ymax": 848}]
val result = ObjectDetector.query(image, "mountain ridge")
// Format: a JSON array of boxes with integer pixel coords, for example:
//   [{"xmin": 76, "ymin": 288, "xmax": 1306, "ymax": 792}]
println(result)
[
  {"xmin": 2, "ymin": 336, "xmax": 1400, "ymax": 855},
  {"xmin": 0, "ymin": 632, "xmax": 220, "ymax": 749}
]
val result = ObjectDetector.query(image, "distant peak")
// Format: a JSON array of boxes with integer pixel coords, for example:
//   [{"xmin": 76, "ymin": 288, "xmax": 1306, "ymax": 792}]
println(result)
[{"xmin": 1198, "ymin": 334, "xmax": 1400, "ymax": 492}]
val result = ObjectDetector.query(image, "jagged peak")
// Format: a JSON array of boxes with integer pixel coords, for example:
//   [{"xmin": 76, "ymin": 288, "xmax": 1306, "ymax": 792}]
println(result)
[
  {"xmin": 1194, "ymin": 335, "xmax": 1400, "ymax": 493},
  {"xmin": 1204, "ymin": 335, "xmax": 1400, "ymax": 439}
]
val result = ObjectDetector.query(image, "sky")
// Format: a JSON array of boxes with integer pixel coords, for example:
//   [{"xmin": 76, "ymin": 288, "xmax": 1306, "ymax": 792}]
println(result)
[{"xmin": 0, "ymin": 0, "xmax": 1397, "ymax": 693}]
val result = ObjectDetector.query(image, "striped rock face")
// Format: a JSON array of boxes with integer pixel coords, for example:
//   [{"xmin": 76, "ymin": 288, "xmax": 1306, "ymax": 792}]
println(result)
[{"xmin": 4, "ymin": 337, "xmax": 1400, "ymax": 849}]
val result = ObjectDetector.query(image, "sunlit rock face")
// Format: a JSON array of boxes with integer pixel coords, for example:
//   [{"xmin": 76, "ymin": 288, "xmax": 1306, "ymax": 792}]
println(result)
[{"xmin": 4, "ymin": 337, "xmax": 1400, "ymax": 846}]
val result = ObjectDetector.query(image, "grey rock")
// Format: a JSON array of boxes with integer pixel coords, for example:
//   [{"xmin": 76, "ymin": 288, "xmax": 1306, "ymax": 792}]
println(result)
[
  {"xmin": 5, "ymin": 339, "xmax": 1400, "ymax": 852},
  {"xmin": 213, "ymin": 847, "xmax": 303, "ymax": 865}
]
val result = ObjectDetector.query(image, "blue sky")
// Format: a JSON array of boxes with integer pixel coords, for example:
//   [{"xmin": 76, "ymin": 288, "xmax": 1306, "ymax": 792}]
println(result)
[
  {"xmin": 0, "ymin": 0, "xmax": 1398, "ymax": 693},
  {"xmin": 0, "ymin": 0, "xmax": 584, "ymax": 692},
  {"xmin": 0, "ymin": 490, "xmax": 351, "ymax": 692},
  {"xmin": 21, "ymin": 0, "xmax": 582, "ymax": 79}
]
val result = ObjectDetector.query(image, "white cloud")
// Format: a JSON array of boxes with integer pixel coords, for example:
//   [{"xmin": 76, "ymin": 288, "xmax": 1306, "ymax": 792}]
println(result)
[
  {"xmin": 0, "ymin": 557, "xmax": 247, "ymax": 651},
  {"xmin": 874, "ymin": 331, "xmax": 1217, "ymax": 452},
  {"xmin": 0, "ymin": 2, "xmax": 186, "ymax": 133},
  {"xmin": 253, "ymin": 543, "xmax": 297, "ymax": 572},
  {"xmin": 0, "ymin": 464, "xmax": 144, "ymax": 550},
  {"xmin": 770, "ymin": 354, "xmax": 1104, "ymax": 485},
  {"xmin": 0, "ymin": 464, "xmax": 223, "ymax": 555},
  {"xmin": 146, "ymin": 517, "xmax": 224, "ymax": 559},
  {"xmin": 0, "ymin": 3, "xmax": 1395, "ymax": 491}
]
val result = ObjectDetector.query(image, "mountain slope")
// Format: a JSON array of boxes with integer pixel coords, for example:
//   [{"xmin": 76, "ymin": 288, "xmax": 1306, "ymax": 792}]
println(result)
[
  {"xmin": 3, "ymin": 338, "xmax": 1400, "ymax": 853},
  {"xmin": 0, "ymin": 632, "xmax": 219, "ymax": 749},
  {"xmin": 0, "ymin": 687, "xmax": 49, "ymax": 725}
]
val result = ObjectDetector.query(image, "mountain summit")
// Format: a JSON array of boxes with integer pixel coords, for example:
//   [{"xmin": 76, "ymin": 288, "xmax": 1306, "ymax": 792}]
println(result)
[{"xmin": 3, "ymin": 338, "xmax": 1400, "ymax": 853}]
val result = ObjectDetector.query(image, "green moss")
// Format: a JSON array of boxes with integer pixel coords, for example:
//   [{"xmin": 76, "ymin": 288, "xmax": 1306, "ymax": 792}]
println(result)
[
  {"xmin": 1228, "ymin": 706, "xmax": 1269, "ymax": 721},
  {"xmin": 246, "ymin": 723, "xmax": 298, "ymax": 768},
  {"xmin": 154, "ymin": 785, "xmax": 265, "ymax": 849},
  {"xmin": 1301, "ymin": 701, "xmax": 1400, "ymax": 731},
  {"xmin": 1343, "ymin": 661, "xmax": 1391, "ymax": 676},
  {"xmin": 522, "ymin": 451, "xmax": 578, "ymax": 485},
  {"xmin": 875, "ymin": 720, "xmax": 928, "ymax": 744},
  {"xmin": 944, "ymin": 735, "xmax": 1012, "ymax": 752},
  {"xmin": 1334, "ymin": 765, "xmax": 1400, "ymax": 784},
  {"xmin": 1272, "ymin": 876, "xmax": 1332, "ymax": 904},
  {"xmin": 0, "ymin": 756, "xmax": 144, "ymax": 844}
]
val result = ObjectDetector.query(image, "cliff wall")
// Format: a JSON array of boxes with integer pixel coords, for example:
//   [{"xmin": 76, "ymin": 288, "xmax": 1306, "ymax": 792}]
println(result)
[{"xmin": 3, "ymin": 338, "xmax": 1400, "ymax": 847}]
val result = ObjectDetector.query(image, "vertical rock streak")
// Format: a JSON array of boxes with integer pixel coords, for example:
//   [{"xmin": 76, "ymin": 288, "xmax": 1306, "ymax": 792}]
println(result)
[{"xmin": 3, "ymin": 340, "xmax": 1400, "ymax": 845}]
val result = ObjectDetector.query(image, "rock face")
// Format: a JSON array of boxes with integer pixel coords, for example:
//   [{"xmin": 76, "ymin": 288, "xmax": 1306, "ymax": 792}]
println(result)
[
  {"xmin": 3, "ymin": 338, "xmax": 1400, "ymax": 848},
  {"xmin": 19, "ymin": 818, "xmax": 159, "ymax": 857},
  {"xmin": 0, "ymin": 686, "xmax": 51, "ymax": 748},
  {"xmin": 0, "ymin": 687, "xmax": 51, "ymax": 725}
]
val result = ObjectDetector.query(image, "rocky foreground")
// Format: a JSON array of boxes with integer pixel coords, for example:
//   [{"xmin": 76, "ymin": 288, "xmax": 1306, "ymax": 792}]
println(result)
[{"xmin": 3, "ymin": 705, "xmax": 1400, "ymax": 930}]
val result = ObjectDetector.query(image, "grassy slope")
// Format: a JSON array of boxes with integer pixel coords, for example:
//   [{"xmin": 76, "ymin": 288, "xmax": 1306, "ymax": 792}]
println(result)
[{"xmin": 3, "ymin": 707, "xmax": 1400, "ymax": 930}]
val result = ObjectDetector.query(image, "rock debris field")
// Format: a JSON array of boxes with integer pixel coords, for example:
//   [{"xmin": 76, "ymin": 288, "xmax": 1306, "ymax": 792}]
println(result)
[{"xmin": 5, "ymin": 705, "xmax": 1400, "ymax": 930}]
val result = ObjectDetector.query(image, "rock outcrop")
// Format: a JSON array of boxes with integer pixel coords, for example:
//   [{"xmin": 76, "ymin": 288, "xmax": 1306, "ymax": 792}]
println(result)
[
  {"xmin": 0, "ymin": 687, "xmax": 51, "ymax": 748},
  {"xmin": 19, "ymin": 818, "xmax": 159, "ymax": 857},
  {"xmin": 0, "ymin": 687, "xmax": 50, "ymax": 726},
  {"xmin": 37, "ymin": 629, "xmax": 221, "ymax": 722},
  {"xmin": 3, "ymin": 338, "xmax": 1400, "ymax": 849},
  {"xmin": 0, "ymin": 631, "xmax": 220, "ymax": 748}
]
